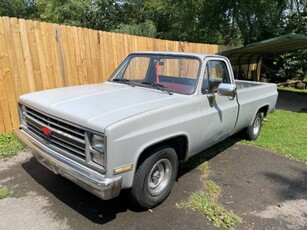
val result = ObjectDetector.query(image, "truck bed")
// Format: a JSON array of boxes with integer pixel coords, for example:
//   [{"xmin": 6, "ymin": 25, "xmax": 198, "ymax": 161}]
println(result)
[
  {"xmin": 235, "ymin": 80, "xmax": 266, "ymax": 89},
  {"xmin": 233, "ymin": 80, "xmax": 278, "ymax": 133}
]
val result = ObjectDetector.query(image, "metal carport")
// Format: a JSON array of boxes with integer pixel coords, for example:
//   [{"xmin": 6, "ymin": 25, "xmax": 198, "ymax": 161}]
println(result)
[{"xmin": 218, "ymin": 34, "xmax": 307, "ymax": 81}]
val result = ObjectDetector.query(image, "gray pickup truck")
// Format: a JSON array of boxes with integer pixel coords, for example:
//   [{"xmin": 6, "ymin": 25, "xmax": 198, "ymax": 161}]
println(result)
[{"xmin": 15, "ymin": 51, "xmax": 278, "ymax": 209}]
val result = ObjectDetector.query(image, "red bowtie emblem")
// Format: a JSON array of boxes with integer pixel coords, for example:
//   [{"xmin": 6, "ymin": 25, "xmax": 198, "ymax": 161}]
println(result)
[{"xmin": 41, "ymin": 127, "xmax": 52, "ymax": 136}]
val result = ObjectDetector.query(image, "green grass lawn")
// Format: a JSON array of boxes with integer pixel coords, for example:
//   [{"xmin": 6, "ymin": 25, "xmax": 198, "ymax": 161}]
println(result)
[
  {"xmin": 242, "ymin": 109, "xmax": 307, "ymax": 163},
  {"xmin": 0, "ymin": 134, "xmax": 24, "ymax": 159},
  {"xmin": 177, "ymin": 163, "xmax": 241, "ymax": 229},
  {"xmin": 0, "ymin": 187, "xmax": 10, "ymax": 199},
  {"xmin": 278, "ymin": 87, "xmax": 307, "ymax": 95}
]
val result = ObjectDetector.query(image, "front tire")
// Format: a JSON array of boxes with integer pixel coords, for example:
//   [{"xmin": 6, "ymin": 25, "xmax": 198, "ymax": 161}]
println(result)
[
  {"xmin": 131, "ymin": 146, "xmax": 178, "ymax": 209},
  {"xmin": 246, "ymin": 112, "xmax": 262, "ymax": 140}
]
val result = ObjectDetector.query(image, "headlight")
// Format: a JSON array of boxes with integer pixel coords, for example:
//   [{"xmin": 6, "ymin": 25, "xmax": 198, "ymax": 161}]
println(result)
[
  {"xmin": 90, "ymin": 134, "xmax": 105, "ymax": 166},
  {"xmin": 21, "ymin": 105, "xmax": 26, "ymax": 117},
  {"xmin": 20, "ymin": 104, "xmax": 27, "ymax": 127},
  {"xmin": 91, "ymin": 134, "xmax": 105, "ymax": 152},
  {"xmin": 91, "ymin": 151, "xmax": 104, "ymax": 166}
]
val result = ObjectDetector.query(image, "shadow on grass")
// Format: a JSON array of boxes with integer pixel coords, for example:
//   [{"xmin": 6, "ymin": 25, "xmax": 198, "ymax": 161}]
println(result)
[{"xmin": 178, "ymin": 134, "xmax": 242, "ymax": 177}]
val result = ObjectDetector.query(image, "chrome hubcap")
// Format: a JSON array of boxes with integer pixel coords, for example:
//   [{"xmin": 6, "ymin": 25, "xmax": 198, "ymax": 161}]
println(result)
[
  {"xmin": 253, "ymin": 116, "xmax": 261, "ymax": 136},
  {"xmin": 148, "ymin": 158, "xmax": 172, "ymax": 196}
]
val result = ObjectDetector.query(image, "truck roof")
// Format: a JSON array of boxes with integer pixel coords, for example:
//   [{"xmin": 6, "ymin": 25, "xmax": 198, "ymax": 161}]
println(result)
[{"xmin": 131, "ymin": 51, "xmax": 225, "ymax": 60}]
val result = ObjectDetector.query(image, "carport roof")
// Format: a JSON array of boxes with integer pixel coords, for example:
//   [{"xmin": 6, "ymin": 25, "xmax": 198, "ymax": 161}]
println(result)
[{"xmin": 219, "ymin": 34, "xmax": 307, "ymax": 65}]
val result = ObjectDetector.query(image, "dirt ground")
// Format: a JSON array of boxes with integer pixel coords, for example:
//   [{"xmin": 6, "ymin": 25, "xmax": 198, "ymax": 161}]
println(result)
[{"xmin": 0, "ymin": 91, "xmax": 306, "ymax": 230}]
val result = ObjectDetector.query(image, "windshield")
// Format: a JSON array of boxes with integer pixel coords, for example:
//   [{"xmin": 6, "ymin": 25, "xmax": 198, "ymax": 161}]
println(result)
[{"xmin": 109, "ymin": 54, "xmax": 201, "ymax": 95}]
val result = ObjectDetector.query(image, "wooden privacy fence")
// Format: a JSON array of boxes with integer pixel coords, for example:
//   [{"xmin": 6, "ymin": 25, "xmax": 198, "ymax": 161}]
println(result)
[{"xmin": 0, "ymin": 16, "xmax": 230, "ymax": 134}]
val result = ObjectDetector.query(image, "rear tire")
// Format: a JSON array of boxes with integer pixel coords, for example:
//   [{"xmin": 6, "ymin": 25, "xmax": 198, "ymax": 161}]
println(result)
[
  {"xmin": 246, "ymin": 112, "xmax": 262, "ymax": 140},
  {"xmin": 131, "ymin": 146, "xmax": 178, "ymax": 209}
]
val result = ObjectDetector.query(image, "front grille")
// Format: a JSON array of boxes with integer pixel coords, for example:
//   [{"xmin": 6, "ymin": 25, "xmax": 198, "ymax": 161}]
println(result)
[{"xmin": 25, "ymin": 107, "xmax": 86, "ymax": 160}]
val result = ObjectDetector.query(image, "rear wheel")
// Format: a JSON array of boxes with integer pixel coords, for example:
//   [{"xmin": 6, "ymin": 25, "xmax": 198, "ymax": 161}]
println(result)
[
  {"xmin": 131, "ymin": 146, "xmax": 178, "ymax": 209},
  {"xmin": 246, "ymin": 112, "xmax": 262, "ymax": 140}
]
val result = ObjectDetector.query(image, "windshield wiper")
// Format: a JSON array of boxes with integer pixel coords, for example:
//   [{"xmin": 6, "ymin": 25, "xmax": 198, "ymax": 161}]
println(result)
[
  {"xmin": 141, "ymin": 82, "xmax": 173, "ymax": 95},
  {"xmin": 112, "ymin": 78, "xmax": 135, "ymax": 87}
]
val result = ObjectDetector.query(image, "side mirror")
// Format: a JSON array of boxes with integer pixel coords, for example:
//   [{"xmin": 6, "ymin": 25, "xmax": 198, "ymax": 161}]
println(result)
[{"xmin": 218, "ymin": 83, "xmax": 237, "ymax": 97}]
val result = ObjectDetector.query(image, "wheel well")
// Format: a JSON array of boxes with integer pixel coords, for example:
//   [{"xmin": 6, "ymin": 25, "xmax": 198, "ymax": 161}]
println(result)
[
  {"xmin": 258, "ymin": 105, "xmax": 269, "ymax": 117},
  {"xmin": 136, "ymin": 136, "xmax": 188, "ymax": 169}
]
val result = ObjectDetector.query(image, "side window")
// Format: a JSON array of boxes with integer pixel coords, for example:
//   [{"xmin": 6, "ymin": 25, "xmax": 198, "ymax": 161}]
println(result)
[{"xmin": 207, "ymin": 60, "xmax": 230, "ymax": 93}]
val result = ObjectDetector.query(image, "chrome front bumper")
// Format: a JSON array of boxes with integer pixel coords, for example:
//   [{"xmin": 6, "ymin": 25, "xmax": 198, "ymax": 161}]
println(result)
[{"xmin": 14, "ymin": 128, "xmax": 122, "ymax": 200}]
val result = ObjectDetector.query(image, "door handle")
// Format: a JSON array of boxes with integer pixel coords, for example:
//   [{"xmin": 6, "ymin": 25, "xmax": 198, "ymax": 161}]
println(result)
[{"xmin": 207, "ymin": 93, "xmax": 215, "ymax": 107}]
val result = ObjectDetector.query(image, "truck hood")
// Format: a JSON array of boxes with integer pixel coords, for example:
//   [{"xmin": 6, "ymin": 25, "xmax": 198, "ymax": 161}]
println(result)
[{"xmin": 19, "ymin": 82, "xmax": 185, "ymax": 132}]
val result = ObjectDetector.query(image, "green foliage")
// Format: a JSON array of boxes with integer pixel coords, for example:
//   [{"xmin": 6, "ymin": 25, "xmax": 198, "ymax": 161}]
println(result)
[
  {"xmin": 230, "ymin": 0, "xmax": 288, "ymax": 45},
  {"xmin": 198, "ymin": 162, "xmax": 210, "ymax": 174},
  {"xmin": 113, "ymin": 20, "xmax": 157, "ymax": 37},
  {"xmin": 83, "ymin": 0, "xmax": 122, "ymax": 31},
  {"xmin": 0, "ymin": 134, "xmax": 25, "ymax": 159},
  {"xmin": 197, "ymin": 0, "xmax": 291, "ymax": 46},
  {"xmin": 0, "ymin": 188, "xmax": 10, "ymax": 199},
  {"xmin": 262, "ymin": 6, "xmax": 307, "ymax": 82},
  {"xmin": 242, "ymin": 109, "xmax": 307, "ymax": 163},
  {"xmin": 0, "ymin": 0, "xmax": 36, "ymax": 18},
  {"xmin": 196, "ymin": 1, "xmax": 242, "ymax": 46},
  {"xmin": 278, "ymin": 87, "xmax": 307, "ymax": 95},
  {"xmin": 177, "ymin": 183, "xmax": 241, "ymax": 228},
  {"xmin": 263, "ymin": 50, "xmax": 307, "ymax": 82},
  {"xmin": 33, "ymin": 0, "xmax": 92, "ymax": 26},
  {"xmin": 286, "ymin": 6, "xmax": 307, "ymax": 35},
  {"xmin": 204, "ymin": 180, "xmax": 221, "ymax": 198},
  {"xmin": 187, "ymin": 192, "xmax": 241, "ymax": 228},
  {"xmin": 177, "ymin": 155, "xmax": 241, "ymax": 229}
]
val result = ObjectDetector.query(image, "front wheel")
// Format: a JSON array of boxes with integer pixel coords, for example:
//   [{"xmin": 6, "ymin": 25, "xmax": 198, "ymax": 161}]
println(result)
[
  {"xmin": 246, "ymin": 112, "xmax": 262, "ymax": 140},
  {"xmin": 131, "ymin": 146, "xmax": 178, "ymax": 209}
]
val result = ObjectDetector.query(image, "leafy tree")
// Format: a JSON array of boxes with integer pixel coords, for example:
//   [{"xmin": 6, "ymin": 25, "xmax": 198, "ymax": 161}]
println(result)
[
  {"xmin": 0, "ymin": 0, "xmax": 36, "ymax": 18},
  {"xmin": 263, "ymin": 4, "xmax": 307, "ymax": 82},
  {"xmin": 83, "ymin": 0, "xmax": 122, "ymax": 30},
  {"xmin": 33, "ymin": 0, "xmax": 92, "ymax": 26},
  {"xmin": 113, "ymin": 20, "xmax": 157, "ymax": 37},
  {"xmin": 197, "ymin": 0, "xmax": 290, "ymax": 46},
  {"xmin": 197, "ymin": 1, "xmax": 242, "ymax": 45},
  {"xmin": 143, "ymin": 0, "xmax": 204, "ymax": 42},
  {"xmin": 263, "ymin": 51, "xmax": 307, "ymax": 83}
]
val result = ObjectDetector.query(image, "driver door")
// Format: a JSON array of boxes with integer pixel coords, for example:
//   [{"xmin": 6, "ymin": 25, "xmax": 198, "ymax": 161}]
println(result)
[{"xmin": 199, "ymin": 58, "xmax": 239, "ymax": 150}]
